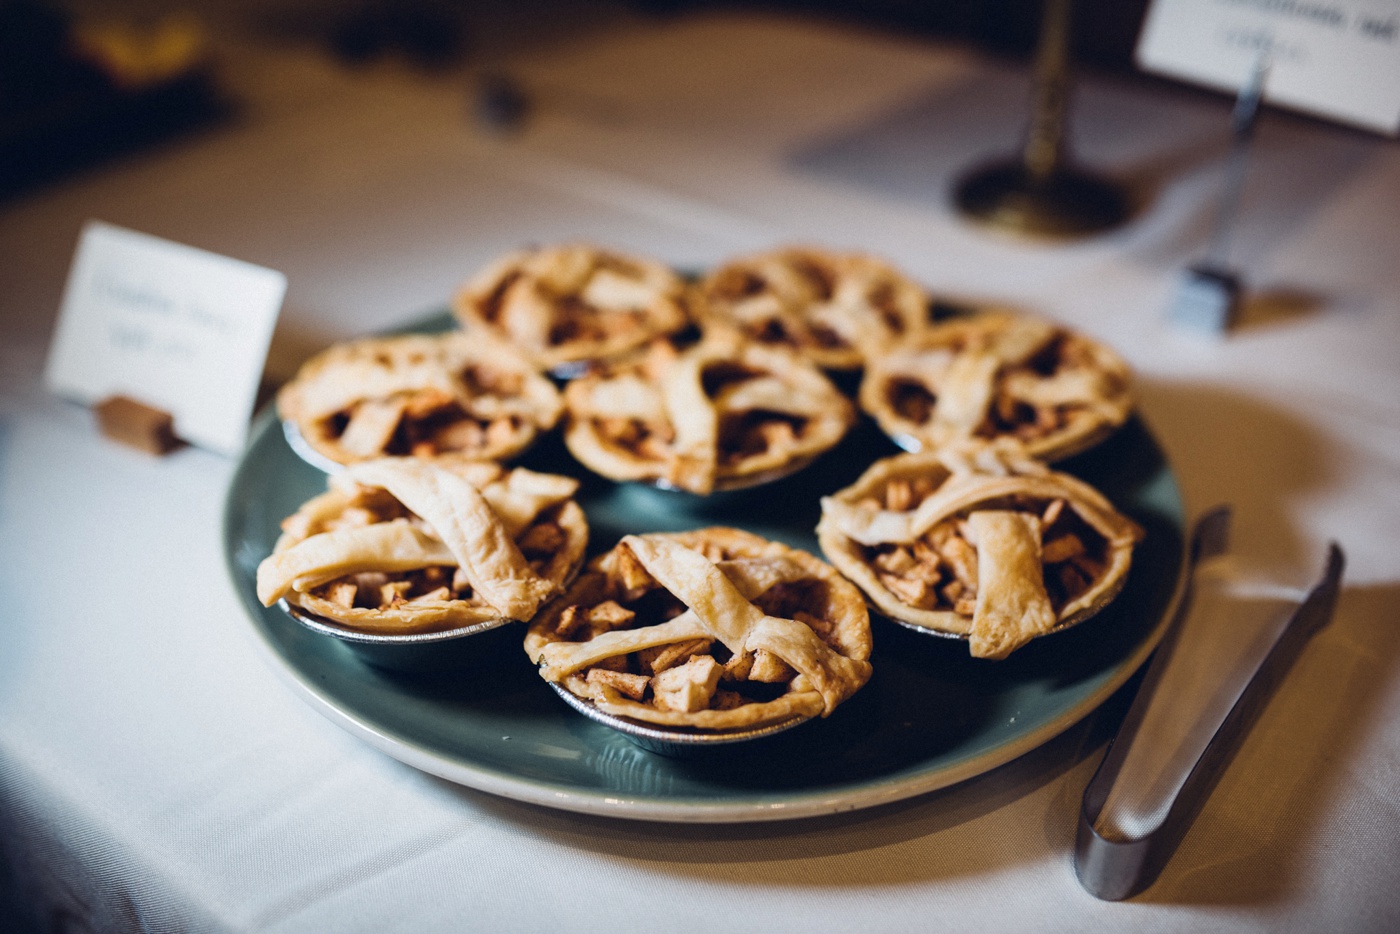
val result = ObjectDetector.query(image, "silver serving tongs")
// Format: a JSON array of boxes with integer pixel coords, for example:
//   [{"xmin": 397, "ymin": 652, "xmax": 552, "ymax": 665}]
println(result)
[{"xmin": 1074, "ymin": 506, "xmax": 1345, "ymax": 899}]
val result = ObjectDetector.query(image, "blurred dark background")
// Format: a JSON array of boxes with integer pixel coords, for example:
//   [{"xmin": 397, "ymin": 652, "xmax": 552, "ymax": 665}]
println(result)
[
  {"xmin": 637, "ymin": 1, "xmax": 1153, "ymax": 68},
  {"xmin": 1, "ymin": 0, "xmax": 1154, "ymax": 201}
]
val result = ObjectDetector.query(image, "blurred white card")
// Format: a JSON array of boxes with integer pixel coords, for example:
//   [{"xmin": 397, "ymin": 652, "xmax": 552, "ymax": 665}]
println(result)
[
  {"xmin": 1137, "ymin": 0, "xmax": 1400, "ymax": 135},
  {"xmin": 44, "ymin": 221, "xmax": 286, "ymax": 456}
]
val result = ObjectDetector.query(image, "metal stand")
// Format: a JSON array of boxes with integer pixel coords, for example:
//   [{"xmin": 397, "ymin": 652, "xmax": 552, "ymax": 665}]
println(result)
[
  {"xmin": 953, "ymin": 0, "xmax": 1130, "ymax": 239},
  {"xmin": 1169, "ymin": 57, "xmax": 1267, "ymax": 333}
]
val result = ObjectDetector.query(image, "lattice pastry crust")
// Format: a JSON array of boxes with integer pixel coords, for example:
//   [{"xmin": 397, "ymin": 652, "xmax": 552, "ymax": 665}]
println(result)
[
  {"xmin": 277, "ymin": 331, "xmax": 563, "ymax": 467},
  {"xmin": 452, "ymin": 244, "xmax": 690, "ymax": 372},
  {"xmin": 694, "ymin": 246, "xmax": 930, "ymax": 370},
  {"xmin": 859, "ymin": 312, "xmax": 1132, "ymax": 461},
  {"xmin": 525, "ymin": 528, "xmax": 872, "ymax": 730},
  {"xmin": 817, "ymin": 442, "xmax": 1141, "ymax": 659},
  {"xmin": 257, "ymin": 458, "xmax": 588, "ymax": 634},
  {"xmin": 562, "ymin": 332, "xmax": 855, "ymax": 494}
]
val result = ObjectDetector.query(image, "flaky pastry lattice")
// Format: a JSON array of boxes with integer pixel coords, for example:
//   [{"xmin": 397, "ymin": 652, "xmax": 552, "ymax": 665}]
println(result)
[
  {"xmin": 694, "ymin": 246, "xmax": 930, "ymax": 370},
  {"xmin": 525, "ymin": 528, "xmax": 872, "ymax": 730},
  {"xmin": 859, "ymin": 311, "xmax": 1132, "ymax": 461},
  {"xmin": 257, "ymin": 458, "xmax": 588, "ymax": 634},
  {"xmin": 817, "ymin": 442, "xmax": 1141, "ymax": 659},
  {"xmin": 562, "ymin": 332, "xmax": 855, "ymax": 494},
  {"xmin": 452, "ymin": 244, "xmax": 689, "ymax": 372},
  {"xmin": 277, "ymin": 331, "xmax": 562, "ymax": 467}
]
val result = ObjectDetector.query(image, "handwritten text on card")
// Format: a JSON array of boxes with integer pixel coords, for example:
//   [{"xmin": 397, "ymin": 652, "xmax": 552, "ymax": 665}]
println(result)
[
  {"xmin": 44, "ymin": 221, "xmax": 286, "ymax": 456},
  {"xmin": 1137, "ymin": 0, "xmax": 1400, "ymax": 135}
]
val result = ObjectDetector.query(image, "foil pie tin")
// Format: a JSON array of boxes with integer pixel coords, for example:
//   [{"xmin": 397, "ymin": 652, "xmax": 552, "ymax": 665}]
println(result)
[{"xmin": 547, "ymin": 682, "xmax": 813, "ymax": 757}]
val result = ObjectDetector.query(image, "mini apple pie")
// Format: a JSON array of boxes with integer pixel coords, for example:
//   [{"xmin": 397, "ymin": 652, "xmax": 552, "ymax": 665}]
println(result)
[
  {"xmin": 859, "ymin": 311, "xmax": 1132, "ymax": 461},
  {"xmin": 277, "ymin": 331, "xmax": 563, "ymax": 468},
  {"xmin": 817, "ymin": 442, "xmax": 1142, "ymax": 659},
  {"xmin": 526, "ymin": 528, "xmax": 872, "ymax": 730},
  {"xmin": 562, "ymin": 332, "xmax": 855, "ymax": 494},
  {"xmin": 256, "ymin": 457, "xmax": 588, "ymax": 634},
  {"xmin": 693, "ymin": 247, "xmax": 930, "ymax": 370},
  {"xmin": 452, "ymin": 244, "xmax": 690, "ymax": 373}
]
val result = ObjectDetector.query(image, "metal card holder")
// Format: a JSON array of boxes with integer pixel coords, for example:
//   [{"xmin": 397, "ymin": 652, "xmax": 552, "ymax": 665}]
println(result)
[{"xmin": 1074, "ymin": 506, "xmax": 1346, "ymax": 900}]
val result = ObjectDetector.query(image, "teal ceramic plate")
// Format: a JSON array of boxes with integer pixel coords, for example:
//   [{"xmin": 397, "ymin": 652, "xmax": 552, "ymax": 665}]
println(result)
[{"xmin": 223, "ymin": 347, "xmax": 1185, "ymax": 824}]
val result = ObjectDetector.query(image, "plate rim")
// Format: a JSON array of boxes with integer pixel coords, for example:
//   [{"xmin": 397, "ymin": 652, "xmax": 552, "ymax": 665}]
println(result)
[
  {"xmin": 246, "ymin": 607, "xmax": 1179, "ymax": 823},
  {"xmin": 224, "ymin": 403, "xmax": 1187, "ymax": 824}
]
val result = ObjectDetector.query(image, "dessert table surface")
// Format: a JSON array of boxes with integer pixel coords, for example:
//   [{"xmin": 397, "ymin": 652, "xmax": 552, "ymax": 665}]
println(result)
[{"xmin": 2, "ymin": 10, "xmax": 1398, "ymax": 933}]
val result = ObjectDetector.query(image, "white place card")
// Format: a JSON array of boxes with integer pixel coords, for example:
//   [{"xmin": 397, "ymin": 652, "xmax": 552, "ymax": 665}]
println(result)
[
  {"xmin": 1137, "ymin": 0, "xmax": 1400, "ymax": 135},
  {"xmin": 44, "ymin": 221, "xmax": 286, "ymax": 456}
]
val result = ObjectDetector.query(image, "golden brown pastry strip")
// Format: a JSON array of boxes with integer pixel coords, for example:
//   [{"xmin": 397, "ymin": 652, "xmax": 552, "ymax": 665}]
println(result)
[
  {"xmin": 695, "ymin": 247, "xmax": 930, "ymax": 369},
  {"xmin": 454, "ymin": 244, "xmax": 688, "ymax": 370},
  {"xmin": 928, "ymin": 352, "xmax": 1000, "ymax": 441},
  {"xmin": 817, "ymin": 446, "xmax": 1142, "ymax": 657},
  {"xmin": 477, "ymin": 468, "xmax": 580, "ymax": 539},
  {"xmin": 529, "ymin": 527, "xmax": 871, "ymax": 729},
  {"xmin": 966, "ymin": 510, "xmax": 1057, "ymax": 660},
  {"xmin": 278, "ymin": 331, "xmax": 562, "ymax": 467},
  {"xmin": 257, "ymin": 519, "xmax": 453, "ymax": 606},
  {"xmin": 563, "ymin": 331, "xmax": 854, "ymax": 494},
  {"xmin": 346, "ymin": 460, "xmax": 555, "ymax": 620},
  {"xmin": 822, "ymin": 470, "xmax": 1137, "ymax": 549},
  {"xmin": 616, "ymin": 535, "xmax": 869, "ymax": 715},
  {"xmin": 590, "ymin": 687, "xmax": 826, "ymax": 728},
  {"xmin": 860, "ymin": 312, "xmax": 1132, "ymax": 461},
  {"xmin": 538, "ymin": 611, "xmax": 711, "ymax": 679},
  {"xmin": 659, "ymin": 349, "xmax": 721, "ymax": 485},
  {"xmin": 287, "ymin": 346, "xmax": 457, "ymax": 423}
]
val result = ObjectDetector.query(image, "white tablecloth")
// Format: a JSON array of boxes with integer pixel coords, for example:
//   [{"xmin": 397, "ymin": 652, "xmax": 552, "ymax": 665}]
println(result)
[{"xmin": 3, "ymin": 11, "xmax": 1398, "ymax": 933}]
